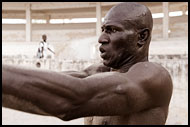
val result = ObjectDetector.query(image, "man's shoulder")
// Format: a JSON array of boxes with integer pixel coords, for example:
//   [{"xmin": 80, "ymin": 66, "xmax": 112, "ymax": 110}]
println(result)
[
  {"xmin": 129, "ymin": 61, "xmax": 170, "ymax": 78},
  {"xmin": 128, "ymin": 61, "xmax": 172, "ymax": 85},
  {"xmin": 127, "ymin": 61, "xmax": 173, "ymax": 106}
]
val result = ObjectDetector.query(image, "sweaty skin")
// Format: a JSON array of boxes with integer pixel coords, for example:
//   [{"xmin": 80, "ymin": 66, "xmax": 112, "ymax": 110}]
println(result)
[{"xmin": 2, "ymin": 2, "xmax": 173, "ymax": 125}]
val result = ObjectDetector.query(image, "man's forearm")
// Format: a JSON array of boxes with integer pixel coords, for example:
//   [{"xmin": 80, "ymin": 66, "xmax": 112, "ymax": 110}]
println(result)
[
  {"xmin": 2, "ymin": 65, "xmax": 49, "ymax": 115},
  {"xmin": 2, "ymin": 93, "xmax": 49, "ymax": 115},
  {"xmin": 2, "ymin": 64, "xmax": 86, "ymax": 118}
]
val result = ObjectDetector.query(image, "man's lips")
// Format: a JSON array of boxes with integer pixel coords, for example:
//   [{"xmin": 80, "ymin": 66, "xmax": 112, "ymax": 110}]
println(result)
[
  {"xmin": 100, "ymin": 52, "xmax": 106, "ymax": 58},
  {"xmin": 99, "ymin": 46, "xmax": 107, "ymax": 58},
  {"xmin": 99, "ymin": 46, "xmax": 106, "ymax": 53}
]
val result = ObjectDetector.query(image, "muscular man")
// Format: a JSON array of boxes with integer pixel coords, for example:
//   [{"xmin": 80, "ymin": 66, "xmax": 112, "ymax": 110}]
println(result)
[{"xmin": 2, "ymin": 2, "xmax": 173, "ymax": 125}]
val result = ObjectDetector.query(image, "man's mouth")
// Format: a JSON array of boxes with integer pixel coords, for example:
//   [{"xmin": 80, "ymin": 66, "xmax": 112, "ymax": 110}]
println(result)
[
  {"xmin": 99, "ymin": 46, "xmax": 106, "ymax": 53},
  {"xmin": 99, "ymin": 46, "xmax": 107, "ymax": 58},
  {"xmin": 100, "ymin": 52, "xmax": 107, "ymax": 58}
]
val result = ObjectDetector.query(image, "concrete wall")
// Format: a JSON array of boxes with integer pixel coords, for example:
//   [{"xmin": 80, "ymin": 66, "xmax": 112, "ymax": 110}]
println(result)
[
  {"xmin": 2, "ymin": 15, "xmax": 188, "ymax": 42},
  {"xmin": 152, "ymin": 15, "xmax": 188, "ymax": 39},
  {"xmin": 2, "ymin": 23, "xmax": 96, "ymax": 42}
]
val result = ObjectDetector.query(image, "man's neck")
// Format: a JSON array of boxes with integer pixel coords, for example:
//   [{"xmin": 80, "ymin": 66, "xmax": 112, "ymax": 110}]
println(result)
[{"xmin": 112, "ymin": 56, "xmax": 148, "ymax": 73}]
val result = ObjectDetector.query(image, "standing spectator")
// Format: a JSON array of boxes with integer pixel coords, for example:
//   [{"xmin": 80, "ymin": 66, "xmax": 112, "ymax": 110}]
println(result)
[{"xmin": 37, "ymin": 34, "xmax": 55, "ymax": 59}]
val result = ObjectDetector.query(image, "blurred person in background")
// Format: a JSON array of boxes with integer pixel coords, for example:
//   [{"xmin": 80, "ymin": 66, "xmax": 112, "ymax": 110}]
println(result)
[
  {"xmin": 36, "ymin": 34, "xmax": 55, "ymax": 68},
  {"xmin": 37, "ymin": 34, "xmax": 55, "ymax": 59}
]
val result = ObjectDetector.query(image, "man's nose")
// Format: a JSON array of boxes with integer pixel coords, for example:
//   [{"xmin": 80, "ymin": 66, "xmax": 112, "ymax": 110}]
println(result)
[{"xmin": 98, "ymin": 33, "xmax": 109, "ymax": 44}]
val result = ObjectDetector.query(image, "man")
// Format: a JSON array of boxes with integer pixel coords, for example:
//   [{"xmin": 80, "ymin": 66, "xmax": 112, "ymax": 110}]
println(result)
[
  {"xmin": 36, "ymin": 34, "xmax": 55, "ymax": 68},
  {"xmin": 2, "ymin": 2, "xmax": 173, "ymax": 125},
  {"xmin": 37, "ymin": 34, "xmax": 55, "ymax": 59}
]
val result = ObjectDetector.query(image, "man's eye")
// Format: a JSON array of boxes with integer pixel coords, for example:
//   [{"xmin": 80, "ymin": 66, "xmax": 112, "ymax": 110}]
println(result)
[
  {"xmin": 103, "ymin": 27, "xmax": 117, "ymax": 33},
  {"xmin": 111, "ymin": 28, "xmax": 117, "ymax": 33}
]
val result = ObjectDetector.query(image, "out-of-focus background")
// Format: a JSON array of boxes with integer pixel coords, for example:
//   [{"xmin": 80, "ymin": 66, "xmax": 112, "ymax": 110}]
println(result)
[{"xmin": 2, "ymin": 2, "xmax": 188, "ymax": 125}]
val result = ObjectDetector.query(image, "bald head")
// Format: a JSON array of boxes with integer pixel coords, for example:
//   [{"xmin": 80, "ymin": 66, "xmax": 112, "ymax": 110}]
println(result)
[{"xmin": 105, "ymin": 2, "xmax": 153, "ymax": 33}]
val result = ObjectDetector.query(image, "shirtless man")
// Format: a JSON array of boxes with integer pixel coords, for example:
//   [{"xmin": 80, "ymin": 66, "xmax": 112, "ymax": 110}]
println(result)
[{"xmin": 2, "ymin": 2, "xmax": 173, "ymax": 125}]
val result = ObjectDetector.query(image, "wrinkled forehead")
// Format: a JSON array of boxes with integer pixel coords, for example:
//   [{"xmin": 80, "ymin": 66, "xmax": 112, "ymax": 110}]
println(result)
[
  {"xmin": 105, "ymin": 3, "xmax": 147, "ymax": 22},
  {"xmin": 103, "ymin": 3, "xmax": 151, "ymax": 30},
  {"xmin": 102, "ymin": 18, "xmax": 124, "ymax": 27},
  {"xmin": 103, "ymin": 14, "xmax": 137, "ymax": 30}
]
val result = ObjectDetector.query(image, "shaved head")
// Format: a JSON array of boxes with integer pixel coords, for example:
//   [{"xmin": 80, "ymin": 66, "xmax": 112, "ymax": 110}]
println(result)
[{"xmin": 105, "ymin": 2, "xmax": 153, "ymax": 33}]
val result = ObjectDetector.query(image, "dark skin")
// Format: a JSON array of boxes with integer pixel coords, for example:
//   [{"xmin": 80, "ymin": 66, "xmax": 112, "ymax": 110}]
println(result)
[{"xmin": 2, "ymin": 3, "xmax": 173, "ymax": 125}]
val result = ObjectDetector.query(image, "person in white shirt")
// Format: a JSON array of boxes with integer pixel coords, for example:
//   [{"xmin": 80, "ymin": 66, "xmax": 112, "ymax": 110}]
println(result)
[{"xmin": 37, "ymin": 34, "xmax": 55, "ymax": 59}]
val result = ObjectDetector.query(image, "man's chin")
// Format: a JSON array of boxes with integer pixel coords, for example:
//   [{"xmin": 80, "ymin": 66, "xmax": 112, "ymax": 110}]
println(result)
[
  {"xmin": 102, "ymin": 59, "xmax": 120, "ymax": 69},
  {"xmin": 102, "ymin": 60, "xmax": 112, "ymax": 68}
]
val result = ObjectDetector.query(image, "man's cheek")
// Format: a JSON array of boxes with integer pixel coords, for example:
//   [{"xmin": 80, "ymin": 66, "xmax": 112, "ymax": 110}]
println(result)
[{"xmin": 112, "ymin": 39, "xmax": 128, "ymax": 50}]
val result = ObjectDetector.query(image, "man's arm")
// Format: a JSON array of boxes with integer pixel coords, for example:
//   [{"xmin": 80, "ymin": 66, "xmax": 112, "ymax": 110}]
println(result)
[
  {"xmin": 2, "ymin": 64, "xmax": 87, "ymax": 117},
  {"xmin": 47, "ymin": 47, "xmax": 55, "ymax": 54},
  {"xmin": 2, "ymin": 62, "xmax": 172, "ymax": 121},
  {"xmin": 2, "ymin": 63, "xmax": 110, "ymax": 116},
  {"xmin": 2, "ymin": 62, "xmax": 110, "ymax": 115}
]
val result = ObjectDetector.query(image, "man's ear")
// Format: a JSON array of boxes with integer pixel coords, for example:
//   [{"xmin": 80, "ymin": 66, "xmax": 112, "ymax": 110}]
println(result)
[{"xmin": 137, "ymin": 28, "xmax": 150, "ymax": 47}]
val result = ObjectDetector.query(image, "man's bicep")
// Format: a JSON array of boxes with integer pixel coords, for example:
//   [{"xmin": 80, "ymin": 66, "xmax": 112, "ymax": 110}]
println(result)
[
  {"xmin": 61, "ymin": 72, "xmax": 145, "ymax": 120},
  {"xmin": 82, "ymin": 72, "xmax": 151, "ymax": 114},
  {"xmin": 73, "ymin": 65, "xmax": 167, "ymax": 118}
]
